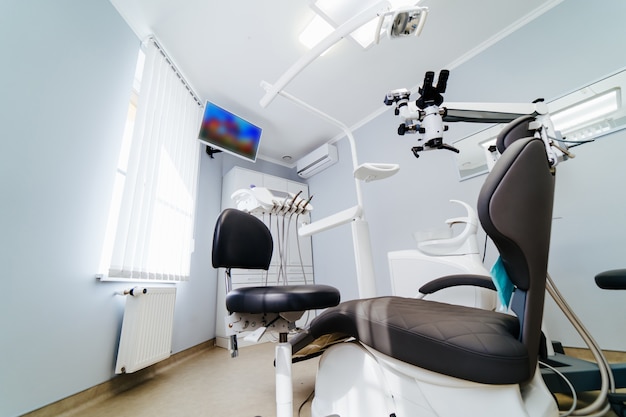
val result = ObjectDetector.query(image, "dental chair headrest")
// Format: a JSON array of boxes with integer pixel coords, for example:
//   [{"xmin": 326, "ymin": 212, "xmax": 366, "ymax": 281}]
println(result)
[{"xmin": 496, "ymin": 115, "xmax": 536, "ymax": 154}]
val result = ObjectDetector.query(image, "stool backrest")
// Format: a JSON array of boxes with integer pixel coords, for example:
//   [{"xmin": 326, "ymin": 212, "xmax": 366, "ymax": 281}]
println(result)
[{"xmin": 212, "ymin": 208, "xmax": 273, "ymax": 270}]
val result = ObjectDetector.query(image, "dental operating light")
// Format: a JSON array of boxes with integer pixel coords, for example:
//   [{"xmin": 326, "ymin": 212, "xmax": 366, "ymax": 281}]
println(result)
[
  {"xmin": 375, "ymin": 5, "xmax": 428, "ymax": 44},
  {"xmin": 305, "ymin": 0, "xmax": 428, "ymax": 49}
]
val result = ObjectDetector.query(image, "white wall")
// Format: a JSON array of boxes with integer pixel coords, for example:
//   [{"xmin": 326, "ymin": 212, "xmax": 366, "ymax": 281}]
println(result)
[
  {"xmin": 0, "ymin": 1, "xmax": 308, "ymax": 414},
  {"xmin": 0, "ymin": 1, "xmax": 222, "ymax": 415},
  {"xmin": 308, "ymin": 0, "xmax": 626, "ymax": 350}
]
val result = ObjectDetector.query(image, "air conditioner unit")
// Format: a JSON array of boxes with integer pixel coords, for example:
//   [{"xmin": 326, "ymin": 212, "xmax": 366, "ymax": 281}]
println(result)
[{"xmin": 296, "ymin": 143, "xmax": 338, "ymax": 178}]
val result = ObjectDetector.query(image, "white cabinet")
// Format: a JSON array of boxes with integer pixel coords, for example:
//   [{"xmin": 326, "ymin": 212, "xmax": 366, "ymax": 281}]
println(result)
[{"xmin": 215, "ymin": 167, "xmax": 315, "ymax": 348}]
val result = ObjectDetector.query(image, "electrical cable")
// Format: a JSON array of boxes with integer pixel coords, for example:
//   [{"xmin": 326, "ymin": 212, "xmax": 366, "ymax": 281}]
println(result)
[
  {"xmin": 264, "ymin": 213, "xmax": 271, "ymax": 286},
  {"xmin": 539, "ymin": 359, "xmax": 578, "ymax": 417},
  {"xmin": 298, "ymin": 389, "xmax": 315, "ymax": 417},
  {"xmin": 294, "ymin": 213, "xmax": 308, "ymax": 286},
  {"xmin": 554, "ymin": 137, "xmax": 595, "ymax": 145},
  {"xmin": 275, "ymin": 213, "xmax": 286, "ymax": 284},
  {"xmin": 282, "ymin": 192, "xmax": 306, "ymax": 288},
  {"xmin": 293, "ymin": 211, "xmax": 312, "ymax": 327},
  {"xmin": 482, "ymin": 233, "xmax": 488, "ymax": 263},
  {"xmin": 283, "ymin": 211, "xmax": 291, "ymax": 285},
  {"xmin": 284, "ymin": 211, "xmax": 296, "ymax": 285},
  {"xmin": 549, "ymin": 134, "xmax": 595, "ymax": 146}
]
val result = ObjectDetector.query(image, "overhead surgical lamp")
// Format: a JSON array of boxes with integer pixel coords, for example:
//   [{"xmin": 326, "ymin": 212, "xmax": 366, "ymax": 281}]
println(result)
[
  {"xmin": 375, "ymin": 5, "xmax": 428, "ymax": 43},
  {"xmin": 304, "ymin": 1, "xmax": 428, "ymax": 49}
]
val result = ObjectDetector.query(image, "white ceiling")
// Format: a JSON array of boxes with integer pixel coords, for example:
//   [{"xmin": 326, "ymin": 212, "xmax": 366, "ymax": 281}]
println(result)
[{"xmin": 109, "ymin": 0, "xmax": 563, "ymax": 166}]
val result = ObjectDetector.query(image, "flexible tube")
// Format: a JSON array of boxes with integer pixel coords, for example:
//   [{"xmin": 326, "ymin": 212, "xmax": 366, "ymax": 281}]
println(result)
[
  {"xmin": 294, "ymin": 213, "xmax": 308, "ymax": 286},
  {"xmin": 546, "ymin": 273, "xmax": 615, "ymax": 416},
  {"xmin": 539, "ymin": 359, "xmax": 578, "ymax": 417}
]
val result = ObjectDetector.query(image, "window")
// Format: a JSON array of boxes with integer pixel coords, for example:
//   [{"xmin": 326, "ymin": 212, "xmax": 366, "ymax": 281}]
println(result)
[{"xmin": 98, "ymin": 38, "xmax": 203, "ymax": 282}]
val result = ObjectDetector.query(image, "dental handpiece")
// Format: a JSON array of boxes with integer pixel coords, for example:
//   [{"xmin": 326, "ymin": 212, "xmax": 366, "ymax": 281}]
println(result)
[
  {"xmin": 298, "ymin": 195, "xmax": 314, "ymax": 214},
  {"xmin": 289, "ymin": 191, "xmax": 303, "ymax": 213}
]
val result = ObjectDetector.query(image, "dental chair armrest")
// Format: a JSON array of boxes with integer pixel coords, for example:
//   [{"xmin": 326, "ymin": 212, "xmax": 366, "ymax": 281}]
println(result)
[
  {"xmin": 595, "ymin": 269, "xmax": 626, "ymax": 290},
  {"xmin": 418, "ymin": 274, "xmax": 496, "ymax": 296}
]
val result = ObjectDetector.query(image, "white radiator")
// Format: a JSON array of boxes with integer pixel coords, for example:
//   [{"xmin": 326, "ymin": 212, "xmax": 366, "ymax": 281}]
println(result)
[{"xmin": 115, "ymin": 287, "xmax": 177, "ymax": 374}]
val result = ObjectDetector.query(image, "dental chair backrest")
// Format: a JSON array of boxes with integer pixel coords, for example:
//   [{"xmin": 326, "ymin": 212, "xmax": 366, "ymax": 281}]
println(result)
[{"xmin": 479, "ymin": 134, "xmax": 556, "ymax": 377}]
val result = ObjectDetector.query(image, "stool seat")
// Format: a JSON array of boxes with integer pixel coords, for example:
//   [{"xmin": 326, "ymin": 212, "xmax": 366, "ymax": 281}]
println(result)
[
  {"xmin": 595, "ymin": 269, "xmax": 626, "ymax": 290},
  {"xmin": 226, "ymin": 284, "xmax": 340, "ymax": 314}
]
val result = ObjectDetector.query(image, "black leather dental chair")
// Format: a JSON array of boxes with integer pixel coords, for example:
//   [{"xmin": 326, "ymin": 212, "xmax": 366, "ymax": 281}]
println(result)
[{"xmin": 294, "ymin": 135, "xmax": 556, "ymax": 388}]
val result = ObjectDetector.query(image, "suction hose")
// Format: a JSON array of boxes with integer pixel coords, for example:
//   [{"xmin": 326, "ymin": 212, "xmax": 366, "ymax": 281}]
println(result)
[{"xmin": 545, "ymin": 273, "xmax": 614, "ymax": 416}]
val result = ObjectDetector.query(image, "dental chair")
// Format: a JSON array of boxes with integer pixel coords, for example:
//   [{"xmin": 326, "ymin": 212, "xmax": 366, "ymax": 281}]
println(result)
[
  {"xmin": 292, "ymin": 136, "xmax": 559, "ymax": 417},
  {"xmin": 211, "ymin": 208, "xmax": 340, "ymax": 417}
]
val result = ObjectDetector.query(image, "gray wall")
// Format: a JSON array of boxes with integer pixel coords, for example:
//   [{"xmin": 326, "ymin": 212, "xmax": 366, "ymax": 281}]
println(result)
[{"xmin": 308, "ymin": 0, "xmax": 626, "ymax": 350}]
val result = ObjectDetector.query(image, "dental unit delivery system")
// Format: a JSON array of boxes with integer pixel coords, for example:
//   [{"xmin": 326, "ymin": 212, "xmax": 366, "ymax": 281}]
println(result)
[
  {"xmin": 231, "ymin": 187, "xmax": 314, "ymax": 289},
  {"xmin": 231, "ymin": 187, "xmax": 313, "ymax": 217}
]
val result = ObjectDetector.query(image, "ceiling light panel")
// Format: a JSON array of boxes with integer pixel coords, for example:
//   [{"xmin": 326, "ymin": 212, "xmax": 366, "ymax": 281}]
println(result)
[
  {"xmin": 299, "ymin": 15, "xmax": 335, "ymax": 49},
  {"xmin": 550, "ymin": 89, "xmax": 620, "ymax": 132},
  {"xmin": 311, "ymin": 0, "xmax": 387, "ymax": 25}
]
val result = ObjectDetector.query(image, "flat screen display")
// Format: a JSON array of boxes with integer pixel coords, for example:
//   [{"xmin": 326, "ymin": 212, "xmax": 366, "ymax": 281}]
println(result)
[{"xmin": 198, "ymin": 101, "xmax": 262, "ymax": 162}]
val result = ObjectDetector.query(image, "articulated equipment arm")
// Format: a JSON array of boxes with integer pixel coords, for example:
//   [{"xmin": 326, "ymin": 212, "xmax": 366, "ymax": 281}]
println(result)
[{"xmin": 384, "ymin": 70, "xmax": 571, "ymax": 167}]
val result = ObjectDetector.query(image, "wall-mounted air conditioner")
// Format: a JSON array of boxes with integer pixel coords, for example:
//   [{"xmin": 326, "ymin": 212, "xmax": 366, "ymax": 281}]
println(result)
[{"xmin": 296, "ymin": 143, "xmax": 338, "ymax": 178}]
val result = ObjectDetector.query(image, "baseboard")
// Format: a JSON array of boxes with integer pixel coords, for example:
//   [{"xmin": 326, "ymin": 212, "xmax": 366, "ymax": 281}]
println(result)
[{"xmin": 22, "ymin": 339, "xmax": 216, "ymax": 417}]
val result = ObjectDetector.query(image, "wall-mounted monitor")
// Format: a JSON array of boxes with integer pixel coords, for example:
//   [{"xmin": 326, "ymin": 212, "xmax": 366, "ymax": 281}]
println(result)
[{"xmin": 198, "ymin": 101, "xmax": 262, "ymax": 162}]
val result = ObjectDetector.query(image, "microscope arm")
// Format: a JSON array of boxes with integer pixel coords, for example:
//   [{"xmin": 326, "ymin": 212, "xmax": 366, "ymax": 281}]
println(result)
[
  {"xmin": 392, "ymin": 96, "xmax": 564, "ymax": 165},
  {"xmin": 385, "ymin": 70, "xmax": 570, "ymax": 165},
  {"xmin": 442, "ymin": 101, "xmax": 549, "ymax": 123},
  {"xmin": 396, "ymin": 100, "xmax": 549, "ymax": 125}
]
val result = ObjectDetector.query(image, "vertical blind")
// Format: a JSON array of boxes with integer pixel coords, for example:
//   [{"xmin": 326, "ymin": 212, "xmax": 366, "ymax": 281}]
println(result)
[{"xmin": 108, "ymin": 38, "xmax": 203, "ymax": 281}]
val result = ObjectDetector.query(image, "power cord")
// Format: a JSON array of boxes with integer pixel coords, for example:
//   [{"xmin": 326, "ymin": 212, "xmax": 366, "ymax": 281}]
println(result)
[
  {"xmin": 298, "ymin": 390, "xmax": 315, "ymax": 417},
  {"xmin": 539, "ymin": 359, "xmax": 578, "ymax": 417}
]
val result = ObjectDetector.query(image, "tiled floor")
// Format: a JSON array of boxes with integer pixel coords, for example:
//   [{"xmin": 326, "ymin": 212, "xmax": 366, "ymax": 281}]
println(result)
[{"xmin": 37, "ymin": 343, "xmax": 625, "ymax": 417}]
